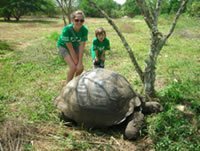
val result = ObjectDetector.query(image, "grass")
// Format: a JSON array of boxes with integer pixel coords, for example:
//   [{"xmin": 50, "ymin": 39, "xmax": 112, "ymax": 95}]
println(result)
[{"xmin": 0, "ymin": 15, "xmax": 199, "ymax": 150}]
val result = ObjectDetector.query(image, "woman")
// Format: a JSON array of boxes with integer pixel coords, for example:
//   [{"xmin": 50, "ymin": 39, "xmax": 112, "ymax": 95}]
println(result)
[{"xmin": 57, "ymin": 10, "xmax": 88, "ymax": 83}]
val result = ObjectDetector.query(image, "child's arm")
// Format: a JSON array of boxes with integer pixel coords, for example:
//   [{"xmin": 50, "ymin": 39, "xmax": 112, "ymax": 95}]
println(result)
[{"xmin": 100, "ymin": 38, "xmax": 110, "ymax": 61}]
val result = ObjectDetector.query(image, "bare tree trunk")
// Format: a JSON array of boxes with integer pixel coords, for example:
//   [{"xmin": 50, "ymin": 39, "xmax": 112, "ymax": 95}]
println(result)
[
  {"xmin": 67, "ymin": 0, "xmax": 72, "ymax": 24},
  {"xmin": 144, "ymin": 34, "xmax": 163, "ymax": 97},
  {"xmin": 137, "ymin": 0, "xmax": 188, "ymax": 97},
  {"xmin": 62, "ymin": 14, "xmax": 67, "ymax": 25}
]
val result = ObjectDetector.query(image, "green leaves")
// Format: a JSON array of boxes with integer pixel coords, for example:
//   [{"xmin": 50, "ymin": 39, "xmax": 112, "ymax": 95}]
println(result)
[{"xmin": 0, "ymin": 0, "xmax": 56, "ymax": 21}]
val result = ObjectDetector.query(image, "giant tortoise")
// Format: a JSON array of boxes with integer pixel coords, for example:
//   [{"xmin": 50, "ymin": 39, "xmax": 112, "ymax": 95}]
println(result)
[{"xmin": 54, "ymin": 69, "xmax": 162, "ymax": 140}]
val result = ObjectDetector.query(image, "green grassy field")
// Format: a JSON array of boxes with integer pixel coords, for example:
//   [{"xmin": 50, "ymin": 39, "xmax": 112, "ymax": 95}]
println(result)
[{"xmin": 0, "ymin": 15, "xmax": 199, "ymax": 150}]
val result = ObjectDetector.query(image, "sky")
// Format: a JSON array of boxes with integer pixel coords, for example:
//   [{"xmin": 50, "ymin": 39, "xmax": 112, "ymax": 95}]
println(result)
[{"xmin": 114, "ymin": 0, "xmax": 126, "ymax": 5}]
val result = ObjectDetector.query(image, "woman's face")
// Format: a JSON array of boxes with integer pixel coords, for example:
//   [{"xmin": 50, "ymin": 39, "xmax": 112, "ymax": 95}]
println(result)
[{"xmin": 73, "ymin": 14, "xmax": 84, "ymax": 30}]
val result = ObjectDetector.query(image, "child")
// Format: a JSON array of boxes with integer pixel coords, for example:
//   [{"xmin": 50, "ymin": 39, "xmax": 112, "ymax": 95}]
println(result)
[
  {"xmin": 90, "ymin": 27, "xmax": 110, "ymax": 68},
  {"xmin": 57, "ymin": 10, "xmax": 88, "ymax": 83}
]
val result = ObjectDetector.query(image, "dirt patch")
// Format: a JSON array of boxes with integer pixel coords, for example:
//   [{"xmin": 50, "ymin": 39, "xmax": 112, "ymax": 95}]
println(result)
[
  {"xmin": 32, "ymin": 123, "xmax": 154, "ymax": 151},
  {"xmin": 118, "ymin": 22, "xmax": 141, "ymax": 34},
  {"xmin": 0, "ymin": 119, "xmax": 35, "ymax": 151},
  {"xmin": 155, "ymin": 77, "xmax": 168, "ymax": 90},
  {"xmin": 21, "ymin": 23, "xmax": 38, "ymax": 28},
  {"xmin": 177, "ymin": 30, "xmax": 200, "ymax": 39},
  {"xmin": 0, "ymin": 120, "xmax": 154, "ymax": 151}
]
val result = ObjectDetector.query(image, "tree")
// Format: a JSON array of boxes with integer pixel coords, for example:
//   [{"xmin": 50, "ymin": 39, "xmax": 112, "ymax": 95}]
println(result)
[
  {"xmin": 0, "ymin": 0, "xmax": 56, "ymax": 21},
  {"xmin": 56, "ymin": 0, "xmax": 73, "ymax": 25},
  {"xmin": 0, "ymin": 0, "xmax": 13, "ymax": 21},
  {"xmin": 187, "ymin": 0, "xmax": 200, "ymax": 17},
  {"xmin": 39, "ymin": 0, "xmax": 58, "ymax": 17},
  {"xmin": 79, "ymin": 0, "xmax": 99, "ymax": 17},
  {"xmin": 167, "ymin": 0, "xmax": 183, "ymax": 13},
  {"xmin": 122, "ymin": 0, "xmax": 141, "ymax": 17},
  {"xmin": 88, "ymin": 0, "xmax": 188, "ymax": 99},
  {"xmin": 79, "ymin": 0, "xmax": 120, "ymax": 18}
]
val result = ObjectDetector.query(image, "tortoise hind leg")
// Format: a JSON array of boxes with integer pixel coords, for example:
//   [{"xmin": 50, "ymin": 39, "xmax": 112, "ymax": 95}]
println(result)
[{"xmin": 124, "ymin": 111, "xmax": 144, "ymax": 140}]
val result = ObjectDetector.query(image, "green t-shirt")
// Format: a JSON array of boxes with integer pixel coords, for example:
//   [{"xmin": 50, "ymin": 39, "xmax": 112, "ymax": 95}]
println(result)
[
  {"xmin": 57, "ymin": 24, "xmax": 88, "ymax": 49},
  {"xmin": 91, "ymin": 37, "xmax": 110, "ymax": 59}
]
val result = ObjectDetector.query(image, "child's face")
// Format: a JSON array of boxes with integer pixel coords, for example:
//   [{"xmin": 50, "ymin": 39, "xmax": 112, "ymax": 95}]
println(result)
[{"xmin": 97, "ymin": 34, "xmax": 105, "ymax": 42}]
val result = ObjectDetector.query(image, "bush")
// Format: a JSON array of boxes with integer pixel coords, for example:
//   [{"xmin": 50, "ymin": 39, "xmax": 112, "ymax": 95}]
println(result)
[
  {"xmin": 148, "ymin": 80, "xmax": 200, "ymax": 150},
  {"xmin": 187, "ymin": 1, "xmax": 200, "ymax": 17},
  {"xmin": 0, "ymin": 101, "xmax": 7, "ymax": 122},
  {"xmin": 47, "ymin": 32, "xmax": 59, "ymax": 42},
  {"xmin": 0, "ymin": 40, "xmax": 13, "ymax": 51}
]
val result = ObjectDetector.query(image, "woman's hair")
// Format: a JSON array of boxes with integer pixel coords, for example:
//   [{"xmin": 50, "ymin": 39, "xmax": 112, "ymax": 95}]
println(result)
[
  {"xmin": 95, "ymin": 27, "xmax": 106, "ymax": 37},
  {"xmin": 71, "ymin": 10, "xmax": 85, "ymax": 19}
]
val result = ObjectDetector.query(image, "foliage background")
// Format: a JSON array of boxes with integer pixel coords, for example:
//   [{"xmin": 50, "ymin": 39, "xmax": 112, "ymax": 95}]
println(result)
[{"xmin": 0, "ymin": 0, "xmax": 200, "ymax": 21}]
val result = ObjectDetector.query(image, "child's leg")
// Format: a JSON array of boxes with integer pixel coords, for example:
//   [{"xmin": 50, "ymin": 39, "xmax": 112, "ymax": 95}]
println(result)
[
  {"xmin": 100, "ymin": 53, "xmax": 105, "ymax": 68},
  {"xmin": 58, "ymin": 46, "xmax": 76, "ymax": 83},
  {"xmin": 74, "ymin": 48, "xmax": 84, "ymax": 76},
  {"xmin": 93, "ymin": 60, "xmax": 96, "ymax": 69},
  {"xmin": 93, "ymin": 59, "xmax": 101, "ymax": 68},
  {"xmin": 99, "ymin": 59, "xmax": 105, "ymax": 68}
]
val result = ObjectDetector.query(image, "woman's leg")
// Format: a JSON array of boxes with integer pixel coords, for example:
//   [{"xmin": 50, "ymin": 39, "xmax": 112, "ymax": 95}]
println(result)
[
  {"xmin": 64, "ymin": 55, "xmax": 76, "ymax": 83},
  {"xmin": 75, "ymin": 50, "xmax": 84, "ymax": 76}
]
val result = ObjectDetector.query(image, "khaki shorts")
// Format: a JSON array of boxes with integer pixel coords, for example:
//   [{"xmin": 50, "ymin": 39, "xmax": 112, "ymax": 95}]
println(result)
[{"xmin": 58, "ymin": 46, "xmax": 79, "ymax": 58}]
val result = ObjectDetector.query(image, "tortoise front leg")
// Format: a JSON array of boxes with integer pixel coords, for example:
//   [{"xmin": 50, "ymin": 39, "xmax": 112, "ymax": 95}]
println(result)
[
  {"xmin": 59, "ymin": 112, "xmax": 77, "ymax": 126},
  {"xmin": 124, "ymin": 111, "xmax": 144, "ymax": 140},
  {"xmin": 142, "ymin": 101, "xmax": 163, "ymax": 115}
]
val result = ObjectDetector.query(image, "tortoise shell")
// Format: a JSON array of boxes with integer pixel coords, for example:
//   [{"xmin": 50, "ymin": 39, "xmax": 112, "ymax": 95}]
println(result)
[{"xmin": 55, "ymin": 69, "xmax": 137, "ymax": 127}]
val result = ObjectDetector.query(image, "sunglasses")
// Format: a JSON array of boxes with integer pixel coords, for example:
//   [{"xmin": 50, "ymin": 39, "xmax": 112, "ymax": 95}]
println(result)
[{"xmin": 74, "ymin": 19, "xmax": 84, "ymax": 23}]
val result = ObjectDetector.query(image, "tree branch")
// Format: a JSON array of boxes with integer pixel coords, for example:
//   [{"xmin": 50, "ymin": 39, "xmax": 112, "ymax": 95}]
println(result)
[
  {"xmin": 66, "ymin": 0, "xmax": 72, "ymax": 24},
  {"xmin": 56, "ymin": 0, "xmax": 68, "ymax": 16},
  {"xmin": 88, "ymin": 1, "xmax": 144, "ymax": 82},
  {"xmin": 135, "ymin": 0, "xmax": 155, "ymax": 31},
  {"xmin": 154, "ymin": 0, "xmax": 162, "ymax": 25},
  {"xmin": 163, "ymin": 0, "xmax": 188, "ymax": 42},
  {"xmin": 147, "ymin": 0, "xmax": 156, "ymax": 21}
]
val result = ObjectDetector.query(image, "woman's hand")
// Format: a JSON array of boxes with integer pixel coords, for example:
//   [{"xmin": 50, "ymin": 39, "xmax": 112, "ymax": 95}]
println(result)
[
  {"xmin": 76, "ymin": 61, "xmax": 84, "ymax": 75},
  {"xmin": 66, "ymin": 43, "xmax": 78, "ymax": 65},
  {"xmin": 95, "ymin": 57, "xmax": 99, "ymax": 62}
]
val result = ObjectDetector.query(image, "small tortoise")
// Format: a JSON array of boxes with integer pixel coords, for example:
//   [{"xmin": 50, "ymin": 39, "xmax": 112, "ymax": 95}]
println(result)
[{"xmin": 54, "ymin": 69, "xmax": 162, "ymax": 140}]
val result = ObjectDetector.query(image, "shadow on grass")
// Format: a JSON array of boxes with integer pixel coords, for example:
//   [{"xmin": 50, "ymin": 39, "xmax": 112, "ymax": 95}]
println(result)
[
  {"xmin": 0, "ymin": 40, "xmax": 13, "ymax": 52},
  {"xmin": 59, "ymin": 111, "xmax": 147, "ymax": 141}
]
